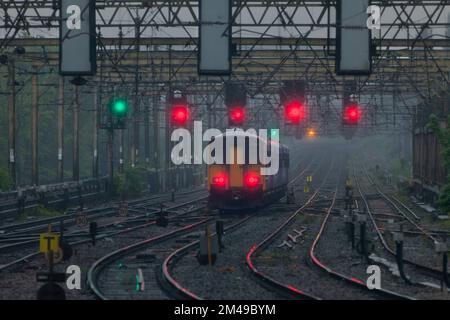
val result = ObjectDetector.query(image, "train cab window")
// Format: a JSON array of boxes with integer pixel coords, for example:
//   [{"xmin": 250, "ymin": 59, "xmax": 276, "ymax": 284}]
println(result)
[{"xmin": 245, "ymin": 136, "xmax": 249, "ymax": 164}]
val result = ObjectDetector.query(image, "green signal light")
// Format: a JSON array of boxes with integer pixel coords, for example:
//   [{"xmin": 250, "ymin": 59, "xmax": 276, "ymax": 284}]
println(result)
[
  {"xmin": 270, "ymin": 128, "xmax": 279, "ymax": 139},
  {"xmin": 110, "ymin": 98, "xmax": 128, "ymax": 116},
  {"xmin": 135, "ymin": 275, "xmax": 140, "ymax": 291}
]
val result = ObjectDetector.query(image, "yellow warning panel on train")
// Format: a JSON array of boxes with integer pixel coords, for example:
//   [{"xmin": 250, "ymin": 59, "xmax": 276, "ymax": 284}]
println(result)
[{"xmin": 39, "ymin": 233, "xmax": 60, "ymax": 253}]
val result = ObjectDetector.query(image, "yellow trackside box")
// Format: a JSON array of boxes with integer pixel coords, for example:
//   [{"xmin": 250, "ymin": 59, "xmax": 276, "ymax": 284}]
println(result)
[{"xmin": 39, "ymin": 233, "xmax": 60, "ymax": 253}]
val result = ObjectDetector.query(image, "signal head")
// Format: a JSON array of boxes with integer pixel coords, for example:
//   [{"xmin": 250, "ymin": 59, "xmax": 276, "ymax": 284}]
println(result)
[
  {"xmin": 343, "ymin": 105, "xmax": 362, "ymax": 124},
  {"xmin": 171, "ymin": 105, "xmax": 190, "ymax": 126},
  {"xmin": 284, "ymin": 100, "xmax": 306, "ymax": 124},
  {"xmin": 110, "ymin": 98, "xmax": 128, "ymax": 117},
  {"xmin": 229, "ymin": 106, "xmax": 246, "ymax": 125}
]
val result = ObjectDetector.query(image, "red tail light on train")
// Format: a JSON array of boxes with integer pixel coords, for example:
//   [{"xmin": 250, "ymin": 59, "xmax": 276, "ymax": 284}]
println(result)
[
  {"xmin": 244, "ymin": 173, "xmax": 261, "ymax": 188},
  {"xmin": 212, "ymin": 173, "xmax": 228, "ymax": 187}
]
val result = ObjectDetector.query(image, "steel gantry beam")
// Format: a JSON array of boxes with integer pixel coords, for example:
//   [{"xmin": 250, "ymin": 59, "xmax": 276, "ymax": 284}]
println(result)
[
  {"xmin": 0, "ymin": 0, "xmax": 449, "ymax": 139},
  {"xmin": 1, "ymin": 1, "xmax": 449, "ymax": 88}
]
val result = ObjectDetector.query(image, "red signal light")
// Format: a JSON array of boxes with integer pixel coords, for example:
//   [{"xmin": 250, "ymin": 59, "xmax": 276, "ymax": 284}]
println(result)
[
  {"xmin": 212, "ymin": 173, "xmax": 227, "ymax": 187},
  {"xmin": 244, "ymin": 172, "xmax": 260, "ymax": 188},
  {"xmin": 229, "ymin": 107, "xmax": 245, "ymax": 125},
  {"xmin": 171, "ymin": 105, "xmax": 189, "ymax": 126},
  {"xmin": 343, "ymin": 105, "xmax": 361, "ymax": 124},
  {"xmin": 285, "ymin": 101, "xmax": 306, "ymax": 124}
]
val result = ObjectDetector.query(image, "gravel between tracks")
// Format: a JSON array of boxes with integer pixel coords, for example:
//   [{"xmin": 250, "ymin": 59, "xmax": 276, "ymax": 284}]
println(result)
[
  {"xmin": 315, "ymin": 212, "xmax": 447, "ymax": 299},
  {"xmin": 170, "ymin": 207, "xmax": 298, "ymax": 299}
]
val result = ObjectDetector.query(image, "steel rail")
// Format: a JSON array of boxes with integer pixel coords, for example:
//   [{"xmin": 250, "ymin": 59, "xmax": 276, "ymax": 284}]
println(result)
[{"xmin": 353, "ymin": 165, "xmax": 447, "ymax": 279}]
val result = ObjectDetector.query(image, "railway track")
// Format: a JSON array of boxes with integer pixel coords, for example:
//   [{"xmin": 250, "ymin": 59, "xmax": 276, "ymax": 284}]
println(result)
[
  {"xmin": 288, "ymin": 158, "xmax": 448, "ymax": 300},
  {"xmin": 309, "ymin": 181, "xmax": 412, "ymax": 299},
  {"xmin": 0, "ymin": 178, "xmax": 109, "ymax": 220},
  {"xmin": 160, "ymin": 151, "xmax": 331, "ymax": 299},
  {"xmin": 0, "ymin": 187, "xmax": 206, "ymax": 247},
  {"xmin": 0, "ymin": 191, "xmax": 212, "ymax": 300},
  {"xmin": 354, "ymin": 165, "xmax": 449, "ymax": 280},
  {"xmin": 161, "ymin": 216, "xmax": 252, "ymax": 300},
  {"xmin": 246, "ymin": 154, "xmax": 413, "ymax": 300},
  {"xmin": 0, "ymin": 142, "xmax": 312, "ymax": 300},
  {"xmin": 244, "ymin": 157, "xmax": 336, "ymax": 299},
  {"xmin": 0, "ymin": 187, "xmax": 205, "ymax": 235},
  {"xmin": 88, "ymin": 217, "xmax": 214, "ymax": 299},
  {"xmin": 100, "ymin": 151, "xmax": 320, "ymax": 300},
  {"xmin": 0, "ymin": 190, "xmax": 208, "ymax": 272}
]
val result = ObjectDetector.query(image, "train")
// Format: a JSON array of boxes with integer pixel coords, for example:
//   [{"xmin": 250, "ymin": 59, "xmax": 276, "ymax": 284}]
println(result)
[{"xmin": 206, "ymin": 130, "xmax": 290, "ymax": 212}]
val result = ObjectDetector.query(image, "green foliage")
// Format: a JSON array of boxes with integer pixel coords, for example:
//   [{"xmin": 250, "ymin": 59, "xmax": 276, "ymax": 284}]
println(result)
[
  {"xmin": 427, "ymin": 114, "xmax": 450, "ymax": 169},
  {"xmin": 0, "ymin": 167, "xmax": 13, "ymax": 191},
  {"xmin": 18, "ymin": 205, "xmax": 62, "ymax": 221},
  {"xmin": 389, "ymin": 158, "xmax": 412, "ymax": 188},
  {"xmin": 0, "ymin": 59, "xmax": 97, "ymax": 186},
  {"xmin": 427, "ymin": 114, "xmax": 450, "ymax": 214},
  {"xmin": 439, "ymin": 217, "xmax": 450, "ymax": 229},
  {"xmin": 113, "ymin": 166, "xmax": 146, "ymax": 199}
]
